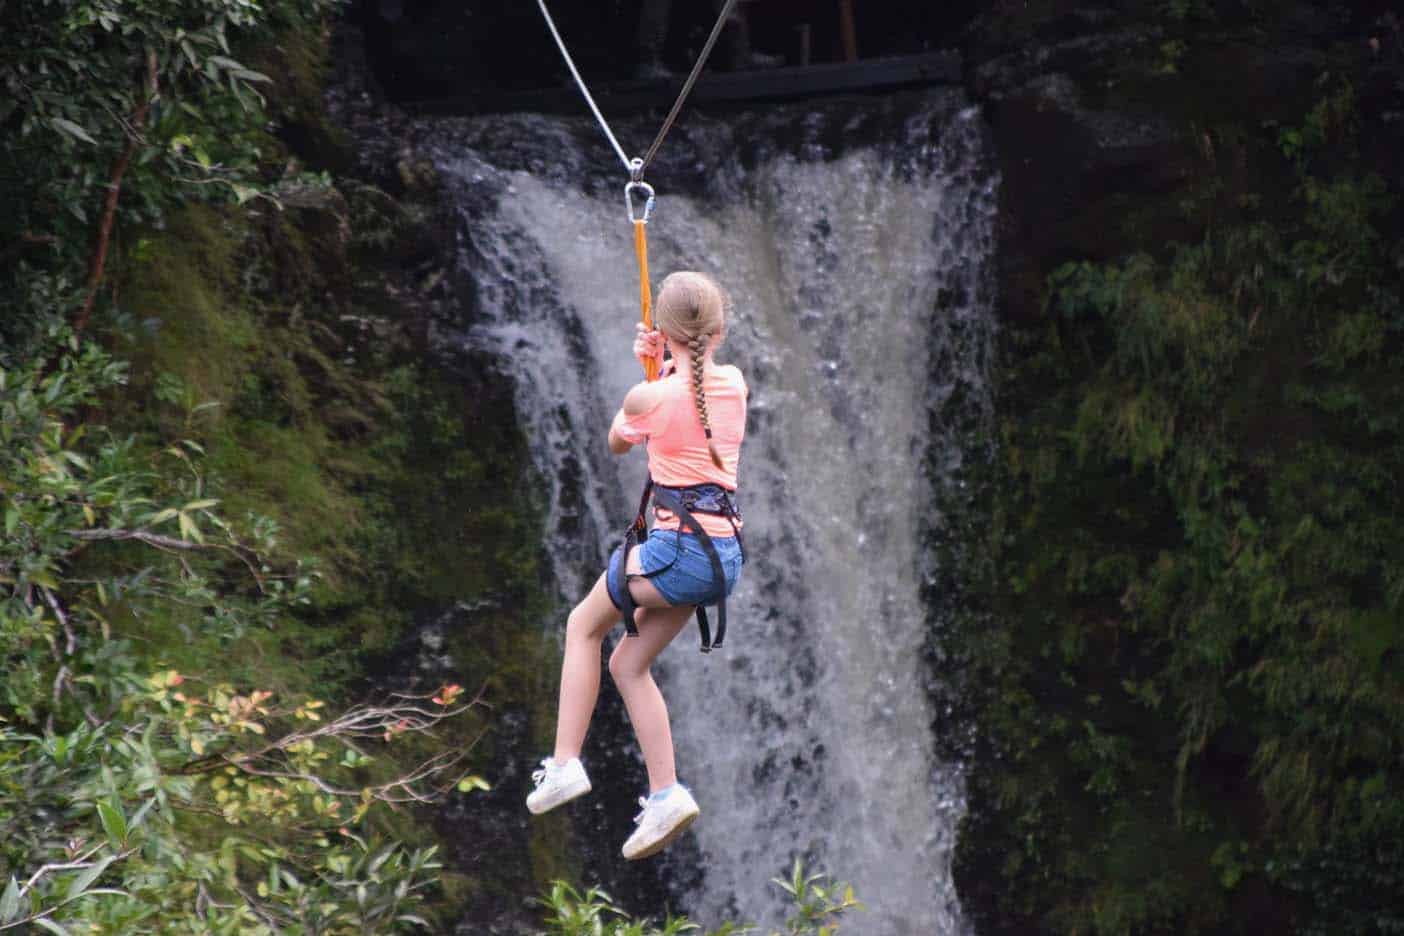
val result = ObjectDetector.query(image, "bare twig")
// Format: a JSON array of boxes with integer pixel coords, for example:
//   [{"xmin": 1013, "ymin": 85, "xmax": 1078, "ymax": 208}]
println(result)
[
  {"xmin": 66, "ymin": 528, "xmax": 266, "ymax": 590},
  {"xmin": 234, "ymin": 886, "xmax": 290, "ymax": 930},
  {"xmin": 177, "ymin": 687, "xmax": 488, "ymax": 807},
  {"xmin": 52, "ymin": 665, "xmax": 69, "ymax": 707},
  {"xmin": 21, "ymin": 845, "xmax": 106, "ymax": 892},
  {"xmin": 69, "ymin": 529, "xmax": 203, "ymax": 551},
  {"xmin": 41, "ymin": 586, "xmax": 76, "ymax": 655},
  {"xmin": 0, "ymin": 231, "xmax": 58, "ymax": 263},
  {"xmin": 0, "ymin": 888, "xmax": 132, "ymax": 931}
]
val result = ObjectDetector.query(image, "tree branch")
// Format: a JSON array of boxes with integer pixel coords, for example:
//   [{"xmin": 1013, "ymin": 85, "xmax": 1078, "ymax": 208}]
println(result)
[
  {"xmin": 176, "ymin": 687, "xmax": 488, "ymax": 807},
  {"xmin": 75, "ymin": 48, "xmax": 159, "ymax": 334},
  {"xmin": 41, "ymin": 586, "xmax": 76, "ymax": 655},
  {"xmin": 66, "ymin": 527, "xmax": 266, "ymax": 589}
]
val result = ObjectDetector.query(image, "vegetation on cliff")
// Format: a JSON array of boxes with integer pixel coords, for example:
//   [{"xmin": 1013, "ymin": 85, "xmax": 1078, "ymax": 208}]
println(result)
[
  {"xmin": 0, "ymin": 0, "xmax": 529, "ymax": 929},
  {"xmin": 955, "ymin": 3, "xmax": 1404, "ymax": 933}
]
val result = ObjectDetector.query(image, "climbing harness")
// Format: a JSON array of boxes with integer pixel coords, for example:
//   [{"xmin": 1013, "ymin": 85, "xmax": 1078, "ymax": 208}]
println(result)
[
  {"xmin": 536, "ymin": 0, "xmax": 745, "ymax": 650},
  {"xmin": 608, "ymin": 480, "xmax": 745, "ymax": 653}
]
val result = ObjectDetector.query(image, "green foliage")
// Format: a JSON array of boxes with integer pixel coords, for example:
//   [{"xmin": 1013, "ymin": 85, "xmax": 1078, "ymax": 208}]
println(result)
[
  {"xmin": 0, "ymin": 332, "xmax": 492, "ymax": 932},
  {"xmin": 769, "ymin": 860, "xmax": 864, "ymax": 936},
  {"xmin": 0, "ymin": 0, "xmax": 553, "ymax": 929},
  {"xmin": 957, "ymin": 74, "xmax": 1404, "ymax": 934},
  {"xmin": 534, "ymin": 881, "xmax": 702, "ymax": 936},
  {"xmin": 0, "ymin": 0, "xmax": 339, "ymax": 352},
  {"xmin": 533, "ymin": 863, "xmax": 862, "ymax": 936}
]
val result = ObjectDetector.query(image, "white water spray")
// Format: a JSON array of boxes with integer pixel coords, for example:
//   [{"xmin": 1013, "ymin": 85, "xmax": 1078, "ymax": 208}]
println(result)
[{"xmin": 437, "ymin": 93, "xmax": 996, "ymax": 935}]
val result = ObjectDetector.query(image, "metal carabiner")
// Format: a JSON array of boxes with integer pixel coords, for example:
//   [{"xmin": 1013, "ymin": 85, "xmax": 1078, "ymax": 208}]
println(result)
[{"xmin": 625, "ymin": 179, "xmax": 656, "ymax": 224}]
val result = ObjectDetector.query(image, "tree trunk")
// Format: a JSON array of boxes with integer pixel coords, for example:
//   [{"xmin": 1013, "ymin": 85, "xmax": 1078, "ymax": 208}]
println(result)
[{"xmin": 75, "ymin": 49, "xmax": 158, "ymax": 335}]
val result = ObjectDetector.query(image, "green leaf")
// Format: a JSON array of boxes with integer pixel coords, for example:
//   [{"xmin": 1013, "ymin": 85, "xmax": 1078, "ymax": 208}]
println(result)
[
  {"xmin": 0, "ymin": 876, "xmax": 20, "ymax": 923},
  {"xmin": 232, "ymin": 68, "xmax": 272, "ymax": 84},
  {"xmin": 182, "ymin": 499, "xmax": 219, "ymax": 511},
  {"xmin": 128, "ymin": 797, "xmax": 156, "ymax": 832},
  {"xmin": 33, "ymin": 918, "xmax": 73, "ymax": 935},
  {"xmin": 4, "ymin": 509, "xmax": 18, "ymax": 536},
  {"xmin": 44, "ymin": 373, "xmax": 67, "ymax": 402},
  {"xmin": 29, "ymin": 570, "xmax": 59, "ymax": 590},
  {"xmin": 368, "ymin": 845, "xmax": 396, "ymax": 876},
  {"xmin": 67, "ymin": 853, "xmax": 116, "ymax": 899},
  {"xmin": 178, "ymin": 511, "xmax": 202, "ymax": 543},
  {"xmin": 50, "ymin": 117, "xmax": 97, "ymax": 145},
  {"xmin": 97, "ymin": 799, "xmax": 127, "ymax": 846}
]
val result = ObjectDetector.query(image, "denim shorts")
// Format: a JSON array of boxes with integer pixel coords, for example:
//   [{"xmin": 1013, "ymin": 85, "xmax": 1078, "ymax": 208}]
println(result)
[{"xmin": 607, "ymin": 528, "xmax": 744, "ymax": 609}]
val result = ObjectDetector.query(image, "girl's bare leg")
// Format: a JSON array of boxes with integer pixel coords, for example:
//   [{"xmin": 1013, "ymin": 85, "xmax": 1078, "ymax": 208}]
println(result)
[
  {"xmin": 609, "ymin": 566, "xmax": 694, "ymax": 793},
  {"xmin": 552, "ymin": 546, "xmax": 694, "ymax": 792},
  {"xmin": 552, "ymin": 572, "xmax": 624, "ymax": 763}
]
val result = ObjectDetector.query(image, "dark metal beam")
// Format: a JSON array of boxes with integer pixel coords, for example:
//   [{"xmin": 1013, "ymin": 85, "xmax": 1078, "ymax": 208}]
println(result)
[{"xmin": 409, "ymin": 50, "xmax": 962, "ymax": 117}]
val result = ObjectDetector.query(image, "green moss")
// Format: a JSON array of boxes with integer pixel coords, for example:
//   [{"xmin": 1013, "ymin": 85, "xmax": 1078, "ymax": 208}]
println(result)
[
  {"xmin": 99, "ymin": 150, "xmax": 574, "ymax": 918},
  {"xmin": 120, "ymin": 206, "xmax": 254, "ymax": 410}
]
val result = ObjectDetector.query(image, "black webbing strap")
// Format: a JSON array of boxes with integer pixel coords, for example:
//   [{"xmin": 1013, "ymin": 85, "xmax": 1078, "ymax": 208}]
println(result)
[
  {"xmin": 615, "ymin": 479, "xmax": 741, "ymax": 652},
  {"xmin": 618, "ymin": 478, "xmax": 655, "ymax": 638},
  {"xmin": 652, "ymin": 486, "xmax": 728, "ymax": 652}
]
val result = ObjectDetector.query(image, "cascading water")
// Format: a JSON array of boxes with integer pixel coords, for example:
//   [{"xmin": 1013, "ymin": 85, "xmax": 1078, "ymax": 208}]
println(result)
[{"xmin": 429, "ymin": 89, "xmax": 996, "ymax": 935}]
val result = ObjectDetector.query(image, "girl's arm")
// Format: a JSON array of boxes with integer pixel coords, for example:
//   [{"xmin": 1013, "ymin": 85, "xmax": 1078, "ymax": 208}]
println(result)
[
  {"xmin": 608, "ymin": 381, "xmax": 664, "ymax": 455},
  {"xmin": 610, "ymin": 325, "xmax": 669, "ymax": 454},
  {"xmin": 608, "ymin": 413, "xmax": 634, "ymax": 454}
]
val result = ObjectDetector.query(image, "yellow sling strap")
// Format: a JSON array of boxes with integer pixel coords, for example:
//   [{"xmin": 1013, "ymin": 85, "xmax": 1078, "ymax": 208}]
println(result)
[
  {"xmin": 626, "ymin": 176, "xmax": 659, "ymax": 382},
  {"xmin": 535, "ymin": 0, "xmax": 736, "ymax": 383},
  {"xmin": 634, "ymin": 218, "xmax": 658, "ymax": 382}
]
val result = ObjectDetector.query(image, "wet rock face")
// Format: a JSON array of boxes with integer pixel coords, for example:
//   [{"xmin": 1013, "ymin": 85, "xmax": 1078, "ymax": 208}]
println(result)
[
  {"xmin": 950, "ymin": 5, "xmax": 1404, "ymax": 934},
  {"xmin": 965, "ymin": 11, "xmax": 1193, "ymax": 327},
  {"xmin": 960, "ymin": 2, "xmax": 1400, "ymax": 328}
]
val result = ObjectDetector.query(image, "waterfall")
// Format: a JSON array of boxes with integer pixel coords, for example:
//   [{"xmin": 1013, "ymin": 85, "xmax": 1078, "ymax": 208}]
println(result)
[{"xmin": 430, "ymin": 89, "xmax": 996, "ymax": 935}]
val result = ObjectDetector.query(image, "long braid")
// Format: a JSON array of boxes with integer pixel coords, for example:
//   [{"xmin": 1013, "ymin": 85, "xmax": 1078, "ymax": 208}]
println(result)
[{"xmin": 690, "ymin": 334, "xmax": 724, "ymax": 470}]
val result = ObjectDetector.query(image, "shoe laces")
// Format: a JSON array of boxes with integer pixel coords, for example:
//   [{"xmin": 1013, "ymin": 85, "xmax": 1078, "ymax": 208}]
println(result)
[
  {"xmin": 633, "ymin": 796, "xmax": 651, "ymax": 824},
  {"xmin": 531, "ymin": 758, "xmax": 554, "ymax": 787}
]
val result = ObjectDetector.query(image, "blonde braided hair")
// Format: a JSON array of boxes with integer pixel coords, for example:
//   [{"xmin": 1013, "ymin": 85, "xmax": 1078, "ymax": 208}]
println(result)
[{"xmin": 655, "ymin": 271, "xmax": 729, "ymax": 471}]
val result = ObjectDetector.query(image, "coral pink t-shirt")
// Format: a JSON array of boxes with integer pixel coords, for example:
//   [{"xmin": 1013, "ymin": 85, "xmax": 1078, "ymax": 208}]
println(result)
[{"xmin": 612, "ymin": 363, "xmax": 747, "ymax": 538}]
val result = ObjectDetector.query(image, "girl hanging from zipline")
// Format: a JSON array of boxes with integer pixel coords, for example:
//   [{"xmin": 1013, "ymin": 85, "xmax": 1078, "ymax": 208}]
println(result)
[{"xmin": 526, "ymin": 271, "xmax": 748, "ymax": 860}]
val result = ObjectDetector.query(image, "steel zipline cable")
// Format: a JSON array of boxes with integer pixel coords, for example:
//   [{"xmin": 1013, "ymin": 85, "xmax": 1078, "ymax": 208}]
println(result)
[
  {"xmin": 534, "ymin": 0, "xmax": 738, "ymax": 382},
  {"xmin": 638, "ymin": 0, "xmax": 738, "ymax": 172},
  {"xmin": 534, "ymin": 0, "xmax": 738, "ymax": 180},
  {"xmin": 533, "ymin": 0, "xmax": 632, "ymax": 172}
]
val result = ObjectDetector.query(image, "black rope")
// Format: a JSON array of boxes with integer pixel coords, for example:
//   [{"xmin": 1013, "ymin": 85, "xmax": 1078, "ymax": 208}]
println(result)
[{"xmin": 639, "ymin": 0, "xmax": 738, "ymax": 173}]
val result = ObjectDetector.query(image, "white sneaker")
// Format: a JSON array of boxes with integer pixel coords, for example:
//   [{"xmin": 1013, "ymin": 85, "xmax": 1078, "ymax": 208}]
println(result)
[
  {"xmin": 621, "ymin": 785, "xmax": 700, "ymax": 860},
  {"xmin": 526, "ymin": 757, "xmax": 591, "ymax": 815}
]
